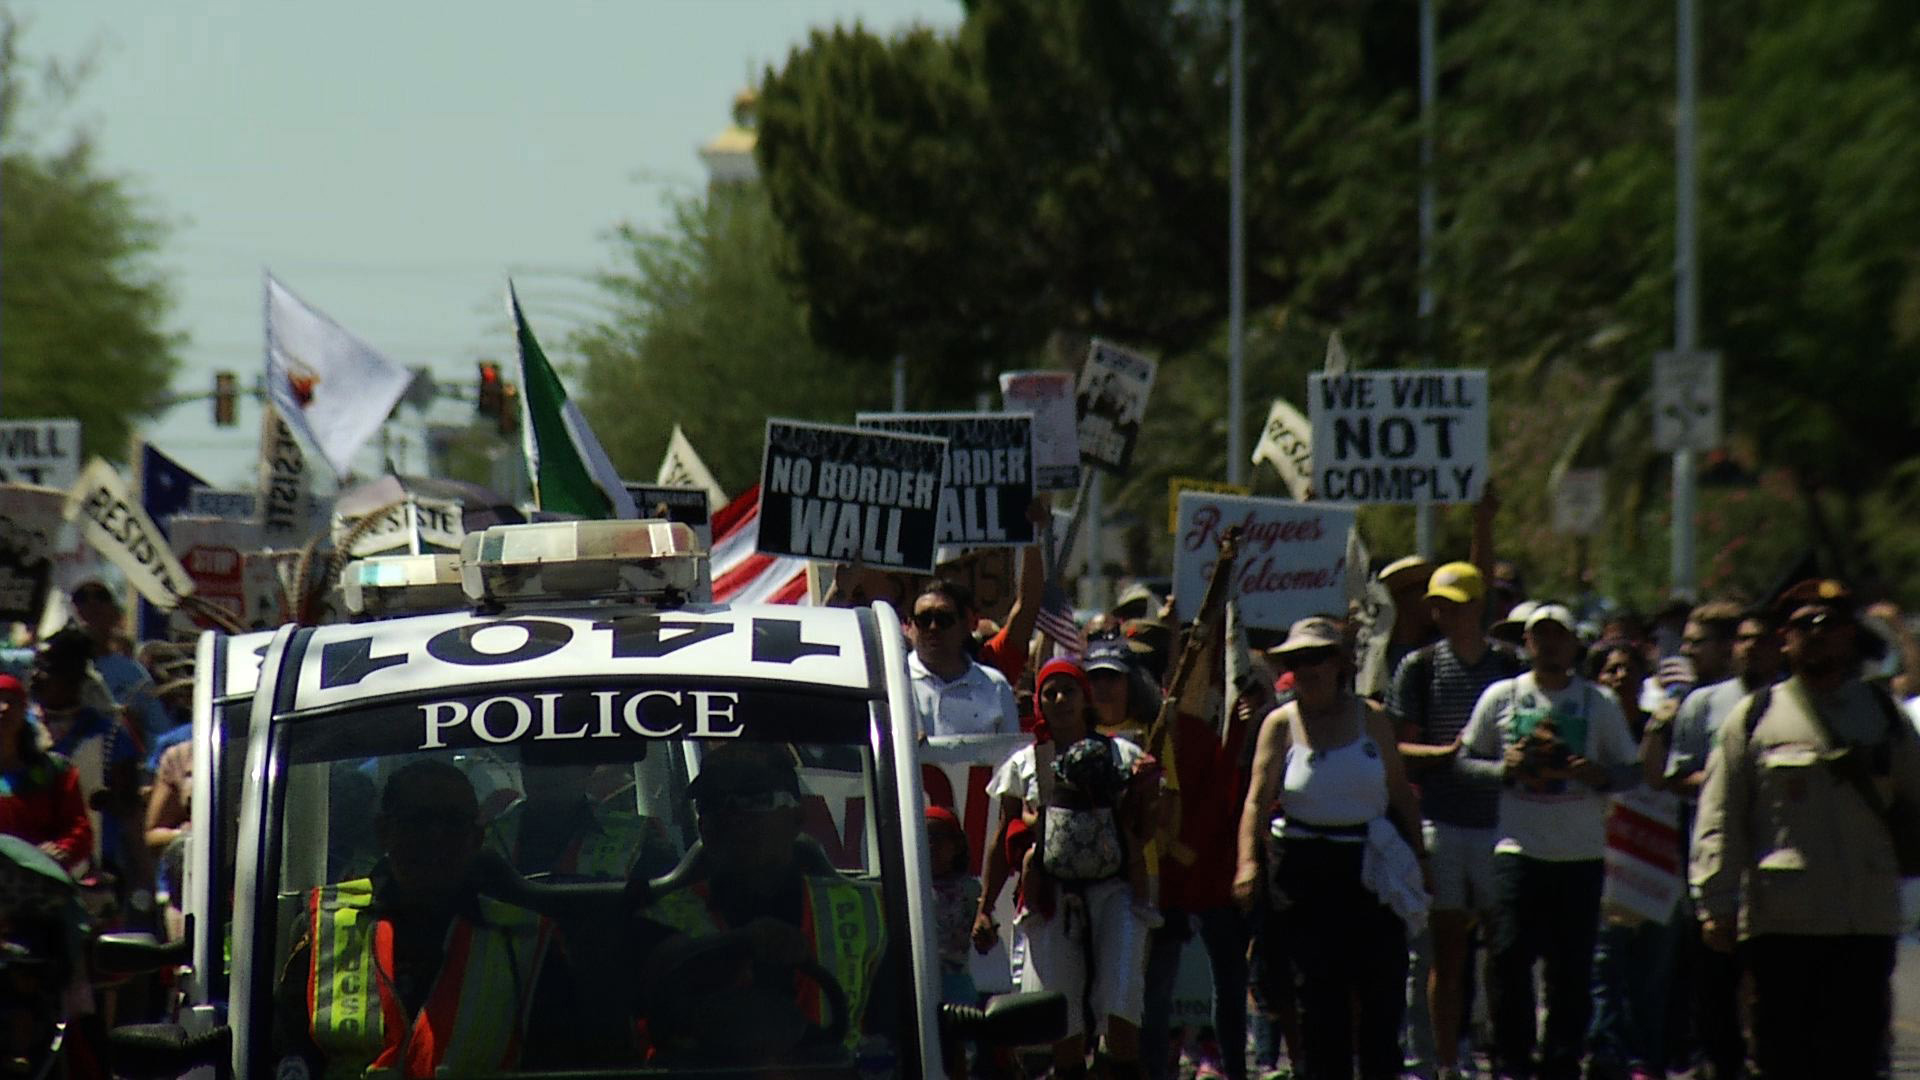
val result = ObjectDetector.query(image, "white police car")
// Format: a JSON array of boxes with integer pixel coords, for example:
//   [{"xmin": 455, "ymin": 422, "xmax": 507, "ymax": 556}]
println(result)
[{"xmin": 110, "ymin": 519, "xmax": 1059, "ymax": 1079}]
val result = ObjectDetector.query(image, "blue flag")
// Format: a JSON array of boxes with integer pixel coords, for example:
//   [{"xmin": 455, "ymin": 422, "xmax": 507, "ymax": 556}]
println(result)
[{"xmin": 137, "ymin": 443, "xmax": 207, "ymax": 640}]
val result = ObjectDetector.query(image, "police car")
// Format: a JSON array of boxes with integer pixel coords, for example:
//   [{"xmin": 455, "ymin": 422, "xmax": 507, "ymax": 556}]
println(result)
[{"xmin": 110, "ymin": 519, "xmax": 1060, "ymax": 1079}]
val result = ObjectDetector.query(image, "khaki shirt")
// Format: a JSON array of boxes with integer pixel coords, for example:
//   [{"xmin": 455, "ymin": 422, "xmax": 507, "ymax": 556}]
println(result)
[{"xmin": 1690, "ymin": 675, "xmax": 1920, "ymax": 938}]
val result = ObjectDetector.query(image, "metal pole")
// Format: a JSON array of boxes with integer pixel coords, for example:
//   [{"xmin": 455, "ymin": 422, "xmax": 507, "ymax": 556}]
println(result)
[
  {"xmin": 1413, "ymin": 0, "xmax": 1438, "ymax": 558},
  {"xmin": 892, "ymin": 353, "xmax": 906, "ymax": 411},
  {"xmin": 1226, "ymin": 0, "xmax": 1247, "ymax": 486},
  {"xmin": 1670, "ymin": 0, "xmax": 1699, "ymax": 597}
]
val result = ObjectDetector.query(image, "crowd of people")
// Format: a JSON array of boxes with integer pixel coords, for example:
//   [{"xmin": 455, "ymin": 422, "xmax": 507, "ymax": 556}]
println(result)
[{"xmin": 906, "ymin": 544, "xmax": 1920, "ymax": 1080}]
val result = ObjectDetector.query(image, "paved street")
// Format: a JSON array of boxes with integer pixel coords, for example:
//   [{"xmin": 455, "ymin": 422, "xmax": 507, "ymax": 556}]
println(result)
[{"xmin": 1895, "ymin": 938, "xmax": 1920, "ymax": 1077}]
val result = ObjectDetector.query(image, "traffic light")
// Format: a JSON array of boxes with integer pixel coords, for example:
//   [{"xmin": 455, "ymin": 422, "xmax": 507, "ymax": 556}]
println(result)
[
  {"xmin": 477, "ymin": 362, "xmax": 503, "ymax": 419},
  {"xmin": 498, "ymin": 383, "xmax": 521, "ymax": 436},
  {"xmin": 213, "ymin": 371, "xmax": 238, "ymax": 427}
]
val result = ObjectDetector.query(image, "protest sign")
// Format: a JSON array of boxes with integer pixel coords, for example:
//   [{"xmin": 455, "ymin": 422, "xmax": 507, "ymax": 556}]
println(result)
[
  {"xmin": 624, "ymin": 484, "xmax": 712, "ymax": 549},
  {"xmin": 63, "ymin": 458, "xmax": 195, "ymax": 610},
  {"xmin": 243, "ymin": 553, "xmax": 294, "ymax": 630},
  {"xmin": 1173, "ymin": 492, "xmax": 1355, "ymax": 630},
  {"xmin": 167, "ymin": 516, "xmax": 264, "ymax": 631},
  {"xmin": 999, "ymin": 370, "xmax": 1080, "ymax": 490},
  {"xmin": 1251, "ymin": 398, "xmax": 1315, "ymax": 501},
  {"xmin": 258, "ymin": 407, "xmax": 312, "ymax": 546},
  {"xmin": 0, "ymin": 486, "xmax": 64, "ymax": 623},
  {"xmin": 921, "ymin": 734, "xmax": 1026, "ymax": 992},
  {"xmin": 1553, "ymin": 468, "xmax": 1606, "ymax": 536},
  {"xmin": 1601, "ymin": 788, "xmax": 1685, "ymax": 923},
  {"xmin": 1308, "ymin": 370, "xmax": 1488, "ymax": 504},
  {"xmin": 757, "ymin": 420, "xmax": 947, "ymax": 573},
  {"xmin": 1167, "ymin": 477, "xmax": 1250, "ymax": 534},
  {"xmin": 1075, "ymin": 340, "xmax": 1157, "ymax": 474},
  {"xmin": 656, "ymin": 424, "xmax": 729, "ymax": 510},
  {"xmin": 332, "ymin": 495, "xmax": 465, "ymax": 558},
  {"xmin": 189, "ymin": 489, "xmax": 260, "ymax": 521},
  {"xmin": 856, "ymin": 412, "xmax": 1035, "ymax": 547},
  {"xmin": 0, "ymin": 419, "xmax": 81, "ymax": 490}
]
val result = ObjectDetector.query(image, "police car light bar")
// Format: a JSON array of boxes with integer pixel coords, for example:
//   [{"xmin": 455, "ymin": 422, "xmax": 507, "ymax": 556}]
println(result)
[
  {"xmin": 459, "ymin": 519, "xmax": 705, "ymax": 607},
  {"xmin": 341, "ymin": 554, "xmax": 467, "ymax": 618}
]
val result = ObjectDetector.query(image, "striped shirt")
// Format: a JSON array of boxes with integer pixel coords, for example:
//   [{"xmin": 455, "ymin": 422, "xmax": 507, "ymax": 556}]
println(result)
[{"xmin": 1388, "ymin": 638, "xmax": 1524, "ymax": 828}]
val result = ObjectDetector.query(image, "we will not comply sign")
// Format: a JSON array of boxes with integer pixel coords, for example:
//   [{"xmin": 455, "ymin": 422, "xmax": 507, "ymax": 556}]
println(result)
[{"xmin": 1308, "ymin": 371, "xmax": 1488, "ymax": 504}]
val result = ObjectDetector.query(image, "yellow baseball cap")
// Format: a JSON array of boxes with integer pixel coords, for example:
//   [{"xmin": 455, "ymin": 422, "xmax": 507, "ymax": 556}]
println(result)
[{"xmin": 1425, "ymin": 562, "xmax": 1486, "ymax": 604}]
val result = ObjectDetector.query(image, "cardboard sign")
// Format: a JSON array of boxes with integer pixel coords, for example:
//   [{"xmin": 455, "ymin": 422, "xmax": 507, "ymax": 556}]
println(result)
[
  {"xmin": 332, "ymin": 496, "xmax": 464, "ymax": 558},
  {"xmin": 816, "ymin": 547, "xmax": 1018, "ymax": 625},
  {"xmin": 757, "ymin": 420, "xmax": 947, "ymax": 573},
  {"xmin": 1600, "ymin": 788, "xmax": 1685, "ymax": 923},
  {"xmin": 0, "ymin": 419, "xmax": 81, "ymax": 491},
  {"xmin": 1308, "ymin": 371, "xmax": 1488, "ymax": 504},
  {"xmin": 258, "ymin": 407, "xmax": 312, "ymax": 546},
  {"xmin": 0, "ymin": 486, "xmax": 64, "ymax": 623},
  {"xmin": 63, "ymin": 458, "xmax": 195, "ymax": 610},
  {"xmin": 624, "ymin": 484, "xmax": 712, "ymax": 549},
  {"xmin": 1252, "ymin": 398, "xmax": 1315, "ymax": 501},
  {"xmin": 1173, "ymin": 492, "xmax": 1355, "ymax": 630},
  {"xmin": 856, "ymin": 412, "xmax": 1035, "ymax": 547},
  {"xmin": 1167, "ymin": 477, "xmax": 1251, "ymax": 534},
  {"xmin": 189, "ymin": 489, "xmax": 260, "ymax": 521},
  {"xmin": 1075, "ymin": 340, "xmax": 1157, "ymax": 475},
  {"xmin": 167, "ymin": 516, "xmax": 263, "ymax": 631},
  {"xmin": 999, "ymin": 370, "xmax": 1081, "ymax": 491}
]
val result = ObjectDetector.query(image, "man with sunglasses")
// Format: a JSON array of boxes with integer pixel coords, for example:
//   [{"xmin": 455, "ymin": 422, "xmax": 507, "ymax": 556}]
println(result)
[
  {"xmin": 1692, "ymin": 579, "xmax": 1920, "ymax": 1078},
  {"xmin": 277, "ymin": 759, "xmax": 576, "ymax": 1077},
  {"xmin": 906, "ymin": 581, "xmax": 1018, "ymax": 737}
]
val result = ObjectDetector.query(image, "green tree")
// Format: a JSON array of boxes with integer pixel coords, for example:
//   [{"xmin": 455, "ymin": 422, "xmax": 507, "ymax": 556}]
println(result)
[
  {"xmin": 574, "ymin": 180, "xmax": 891, "ymax": 496},
  {"xmin": 0, "ymin": 14, "xmax": 179, "ymax": 460}
]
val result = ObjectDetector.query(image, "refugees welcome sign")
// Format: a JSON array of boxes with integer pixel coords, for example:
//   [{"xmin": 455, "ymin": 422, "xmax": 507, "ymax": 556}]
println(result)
[
  {"xmin": 1308, "ymin": 371, "xmax": 1488, "ymax": 504},
  {"xmin": 758, "ymin": 420, "xmax": 948, "ymax": 573}
]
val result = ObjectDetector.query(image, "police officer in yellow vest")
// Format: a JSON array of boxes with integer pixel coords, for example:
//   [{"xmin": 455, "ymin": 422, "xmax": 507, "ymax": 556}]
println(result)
[
  {"xmin": 275, "ymin": 760, "xmax": 569, "ymax": 1079},
  {"xmin": 485, "ymin": 760, "xmax": 679, "ymax": 880},
  {"xmin": 638, "ymin": 744, "xmax": 888, "ymax": 1058}
]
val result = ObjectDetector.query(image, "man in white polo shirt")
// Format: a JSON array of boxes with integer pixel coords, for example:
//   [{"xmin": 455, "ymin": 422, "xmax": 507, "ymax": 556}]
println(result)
[{"xmin": 907, "ymin": 581, "xmax": 1018, "ymax": 737}]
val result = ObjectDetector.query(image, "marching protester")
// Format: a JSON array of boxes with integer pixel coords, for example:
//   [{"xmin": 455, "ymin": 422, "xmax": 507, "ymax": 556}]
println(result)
[
  {"xmin": 1389, "ymin": 561, "xmax": 1525, "ymax": 1080},
  {"xmin": 0, "ymin": 675, "xmax": 93, "ymax": 874},
  {"xmin": 1237, "ymin": 616, "xmax": 1427, "ymax": 1080},
  {"xmin": 1690, "ymin": 579, "xmax": 1920, "ymax": 1079},
  {"xmin": 1455, "ymin": 603, "xmax": 1640, "ymax": 1080},
  {"xmin": 907, "ymin": 581, "xmax": 1020, "ymax": 737}
]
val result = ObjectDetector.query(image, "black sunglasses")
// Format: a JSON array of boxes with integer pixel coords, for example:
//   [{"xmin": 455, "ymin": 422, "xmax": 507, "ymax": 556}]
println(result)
[
  {"xmin": 912, "ymin": 610, "xmax": 958, "ymax": 631},
  {"xmin": 1282, "ymin": 646, "xmax": 1340, "ymax": 670}
]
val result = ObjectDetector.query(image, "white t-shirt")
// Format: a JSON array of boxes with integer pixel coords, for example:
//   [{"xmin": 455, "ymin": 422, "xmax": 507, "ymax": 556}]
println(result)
[
  {"xmin": 909, "ymin": 652, "xmax": 1019, "ymax": 737},
  {"xmin": 1459, "ymin": 673, "xmax": 1638, "ymax": 862},
  {"xmin": 988, "ymin": 735, "xmax": 1146, "ymax": 809}
]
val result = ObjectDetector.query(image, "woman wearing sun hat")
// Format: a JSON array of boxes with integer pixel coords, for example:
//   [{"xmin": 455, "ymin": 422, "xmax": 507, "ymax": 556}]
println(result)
[{"xmin": 1235, "ymin": 617, "xmax": 1428, "ymax": 1080}]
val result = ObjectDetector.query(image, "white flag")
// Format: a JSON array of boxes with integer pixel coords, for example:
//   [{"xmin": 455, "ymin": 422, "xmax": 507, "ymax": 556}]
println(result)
[
  {"xmin": 656, "ymin": 424, "xmax": 728, "ymax": 510},
  {"xmin": 265, "ymin": 273, "xmax": 415, "ymax": 475},
  {"xmin": 1324, "ymin": 330, "xmax": 1351, "ymax": 375},
  {"xmin": 63, "ymin": 458, "xmax": 195, "ymax": 611},
  {"xmin": 1251, "ymin": 398, "xmax": 1315, "ymax": 501}
]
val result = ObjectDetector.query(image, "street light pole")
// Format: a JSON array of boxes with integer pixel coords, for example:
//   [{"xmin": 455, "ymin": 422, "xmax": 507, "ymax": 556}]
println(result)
[
  {"xmin": 1226, "ymin": 0, "xmax": 1247, "ymax": 485},
  {"xmin": 1670, "ymin": 0, "xmax": 1699, "ymax": 597},
  {"xmin": 1413, "ymin": 0, "xmax": 1439, "ymax": 557}
]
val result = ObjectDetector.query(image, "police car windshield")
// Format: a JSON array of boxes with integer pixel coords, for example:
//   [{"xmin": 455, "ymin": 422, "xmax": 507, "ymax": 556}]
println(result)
[{"xmin": 257, "ymin": 686, "xmax": 904, "ymax": 1078}]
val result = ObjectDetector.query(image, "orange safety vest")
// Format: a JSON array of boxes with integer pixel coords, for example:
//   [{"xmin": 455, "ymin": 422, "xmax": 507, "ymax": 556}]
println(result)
[
  {"xmin": 306, "ymin": 879, "xmax": 551, "ymax": 1080},
  {"xmin": 645, "ymin": 875, "xmax": 886, "ymax": 1045}
]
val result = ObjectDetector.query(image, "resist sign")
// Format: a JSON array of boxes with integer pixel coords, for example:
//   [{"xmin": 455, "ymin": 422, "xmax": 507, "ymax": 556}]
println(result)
[
  {"xmin": 1308, "ymin": 371, "xmax": 1488, "ymax": 504},
  {"xmin": 1174, "ymin": 493, "xmax": 1355, "ymax": 630},
  {"xmin": 758, "ymin": 419, "xmax": 948, "ymax": 573}
]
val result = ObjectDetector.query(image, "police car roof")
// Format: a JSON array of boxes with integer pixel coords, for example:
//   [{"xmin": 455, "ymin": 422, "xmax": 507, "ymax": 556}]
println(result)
[{"xmin": 280, "ymin": 602, "xmax": 881, "ymax": 715}]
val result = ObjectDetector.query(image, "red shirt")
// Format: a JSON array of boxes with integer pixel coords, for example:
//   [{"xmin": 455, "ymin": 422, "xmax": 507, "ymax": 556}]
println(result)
[
  {"xmin": 1156, "ymin": 711, "xmax": 1252, "ymax": 913},
  {"xmin": 0, "ymin": 755, "xmax": 93, "ymax": 871},
  {"xmin": 977, "ymin": 624, "xmax": 1027, "ymax": 687}
]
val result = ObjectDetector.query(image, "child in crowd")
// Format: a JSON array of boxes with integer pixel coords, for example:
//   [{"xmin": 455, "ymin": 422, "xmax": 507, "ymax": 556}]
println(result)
[{"xmin": 928, "ymin": 805, "xmax": 982, "ymax": 1077}]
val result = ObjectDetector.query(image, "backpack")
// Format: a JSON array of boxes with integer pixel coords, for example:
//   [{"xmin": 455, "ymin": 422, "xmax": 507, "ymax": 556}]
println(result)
[
  {"xmin": 1038, "ymin": 735, "xmax": 1130, "ymax": 883},
  {"xmin": 1401, "ymin": 639, "xmax": 1525, "ymax": 735}
]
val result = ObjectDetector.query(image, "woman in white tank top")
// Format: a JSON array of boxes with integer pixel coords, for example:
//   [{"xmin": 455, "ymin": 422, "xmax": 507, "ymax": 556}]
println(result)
[{"xmin": 1233, "ymin": 616, "xmax": 1428, "ymax": 1080}]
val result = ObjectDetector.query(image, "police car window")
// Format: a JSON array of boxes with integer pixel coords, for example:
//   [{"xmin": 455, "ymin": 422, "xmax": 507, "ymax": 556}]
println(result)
[{"xmin": 260, "ymin": 687, "xmax": 901, "ymax": 1076}]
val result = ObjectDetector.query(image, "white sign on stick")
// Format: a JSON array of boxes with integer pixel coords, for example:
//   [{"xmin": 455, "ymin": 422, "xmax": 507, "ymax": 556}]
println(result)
[
  {"xmin": 63, "ymin": 458, "xmax": 195, "ymax": 610},
  {"xmin": 1308, "ymin": 370, "xmax": 1488, "ymax": 504},
  {"xmin": 168, "ymin": 515, "xmax": 264, "ymax": 632},
  {"xmin": 0, "ymin": 419, "xmax": 81, "ymax": 490},
  {"xmin": 332, "ymin": 496, "xmax": 465, "ymax": 558},
  {"xmin": 1075, "ymin": 340, "xmax": 1157, "ymax": 475},
  {"xmin": 1251, "ymin": 398, "xmax": 1314, "ymax": 501},
  {"xmin": 1000, "ymin": 370, "xmax": 1081, "ymax": 491},
  {"xmin": 1652, "ymin": 350, "xmax": 1722, "ymax": 453},
  {"xmin": 1173, "ymin": 493, "xmax": 1356, "ymax": 631},
  {"xmin": 1600, "ymin": 788, "xmax": 1685, "ymax": 923}
]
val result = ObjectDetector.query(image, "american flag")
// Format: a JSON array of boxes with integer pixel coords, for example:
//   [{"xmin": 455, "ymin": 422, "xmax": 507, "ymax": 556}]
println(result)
[
  {"xmin": 1034, "ymin": 581, "xmax": 1085, "ymax": 654},
  {"xmin": 709, "ymin": 484, "xmax": 809, "ymax": 605}
]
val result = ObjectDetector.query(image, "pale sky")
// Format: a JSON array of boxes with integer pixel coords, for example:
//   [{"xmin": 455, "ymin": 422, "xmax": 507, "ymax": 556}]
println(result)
[{"xmin": 20, "ymin": 1, "xmax": 961, "ymax": 488}]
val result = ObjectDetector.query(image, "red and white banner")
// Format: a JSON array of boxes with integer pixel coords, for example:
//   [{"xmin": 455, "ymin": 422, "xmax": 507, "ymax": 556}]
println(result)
[
  {"xmin": 1601, "ymin": 787, "xmax": 1685, "ymax": 923},
  {"xmin": 710, "ymin": 484, "xmax": 808, "ymax": 605}
]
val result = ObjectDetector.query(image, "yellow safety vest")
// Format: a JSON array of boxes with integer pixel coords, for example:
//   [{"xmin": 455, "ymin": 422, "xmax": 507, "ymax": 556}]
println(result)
[
  {"xmin": 486, "ymin": 801, "xmax": 661, "ymax": 879},
  {"xmin": 645, "ymin": 875, "xmax": 886, "ymax": 1048},
  {"xmin": 306, "ymin": 879, "xmax": 549, "ymax": 1080}
]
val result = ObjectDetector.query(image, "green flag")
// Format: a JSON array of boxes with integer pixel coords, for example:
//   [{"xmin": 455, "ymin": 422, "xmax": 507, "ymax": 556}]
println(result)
[{"xmin": 508, "ymin": 283, "xmax": 637, "ymax": 519}]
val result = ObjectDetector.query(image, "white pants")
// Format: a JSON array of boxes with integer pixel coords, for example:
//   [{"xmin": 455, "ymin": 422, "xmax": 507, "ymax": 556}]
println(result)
[{"xmin": 1016, "ymin": 877, "xmax": 1151, "ymax": 1038}]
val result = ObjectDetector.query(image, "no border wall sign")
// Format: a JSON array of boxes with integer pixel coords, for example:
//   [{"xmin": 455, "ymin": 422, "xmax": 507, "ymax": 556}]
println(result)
[{"xmin": 757, "ymin": 420, "xmax": 948, "ymax": 573}]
